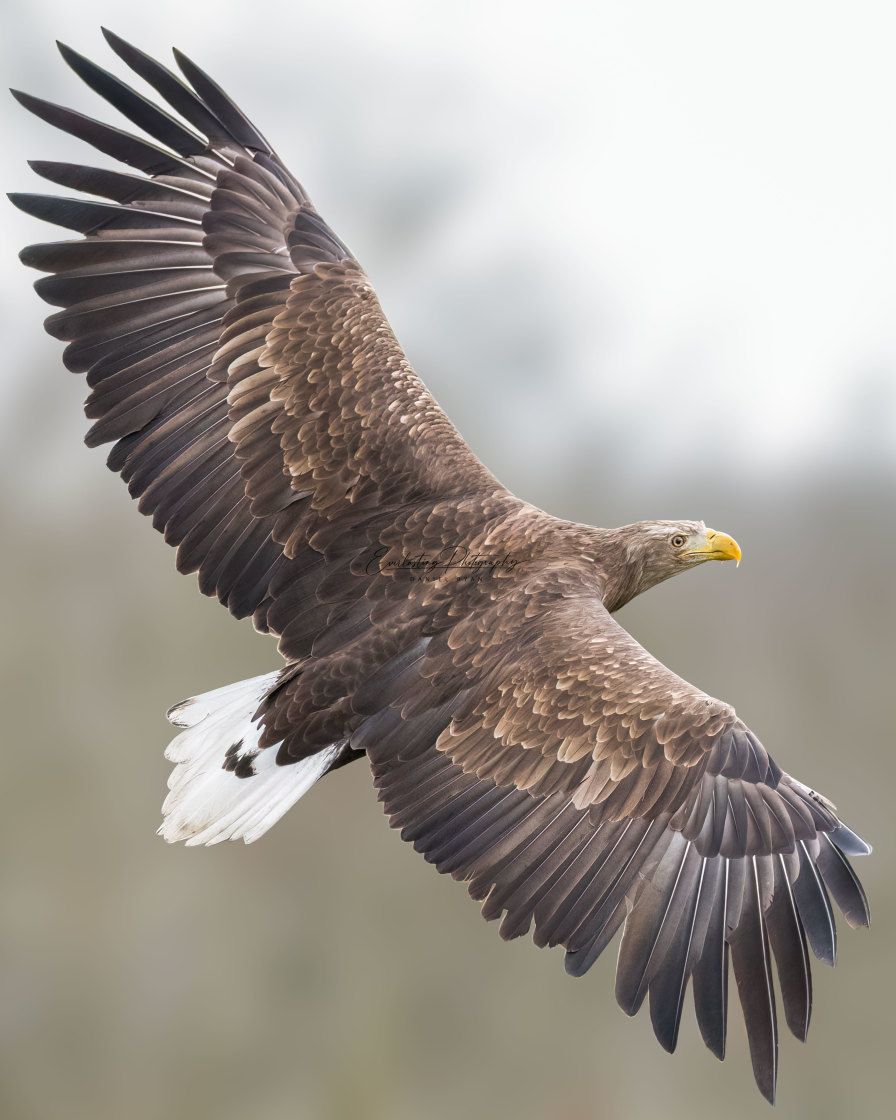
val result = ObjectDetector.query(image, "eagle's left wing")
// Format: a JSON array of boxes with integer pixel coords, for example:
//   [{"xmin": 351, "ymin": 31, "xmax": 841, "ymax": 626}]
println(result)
[{"xmin": 351, "ymin": 566, "xmax": 870, "ymax": 1102}]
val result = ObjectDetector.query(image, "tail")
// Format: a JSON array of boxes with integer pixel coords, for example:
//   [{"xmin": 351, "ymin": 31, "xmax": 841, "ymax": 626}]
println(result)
[{"xmin": 160, "ymin": 672, "xmax": 344, "ymax": 846}]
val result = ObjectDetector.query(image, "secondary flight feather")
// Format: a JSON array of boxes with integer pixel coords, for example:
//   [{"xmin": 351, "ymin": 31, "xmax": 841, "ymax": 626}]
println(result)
[{"xmin": 12, "ymin": 30, "xmax": 870, "ymax": 1103}]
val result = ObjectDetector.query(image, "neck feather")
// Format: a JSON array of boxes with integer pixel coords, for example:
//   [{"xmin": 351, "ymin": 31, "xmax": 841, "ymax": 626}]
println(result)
[{"xmin": 589, "ymin": 523, "xmax": 678, "ymax": 612}]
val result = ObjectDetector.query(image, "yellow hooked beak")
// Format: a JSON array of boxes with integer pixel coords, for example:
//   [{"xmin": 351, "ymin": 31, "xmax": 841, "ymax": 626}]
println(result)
[{"xmin": 685, "ymin": 527, "xmax": 742, "ymax": 566}]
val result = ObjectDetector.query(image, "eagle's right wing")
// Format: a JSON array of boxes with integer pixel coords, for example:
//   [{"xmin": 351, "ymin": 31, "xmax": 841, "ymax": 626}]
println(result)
[{"xmin": 12, "ymin": 31, "xmax": 507, "ymax": 644}]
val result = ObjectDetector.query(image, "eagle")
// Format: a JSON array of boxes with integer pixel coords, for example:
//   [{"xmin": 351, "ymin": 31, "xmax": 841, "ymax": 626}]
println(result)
[{"xmin": 11, "ymin": 31, "xmax": 870, "ymax": 1103}]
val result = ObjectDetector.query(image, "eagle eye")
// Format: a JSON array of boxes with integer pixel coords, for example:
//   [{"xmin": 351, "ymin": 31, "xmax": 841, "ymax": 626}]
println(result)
[{"xmin": 671, "ymin": 533, "xmax": 687, "ymax": 548}]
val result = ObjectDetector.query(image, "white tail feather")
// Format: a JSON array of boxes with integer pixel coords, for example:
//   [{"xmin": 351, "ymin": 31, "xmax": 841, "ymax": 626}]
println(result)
[{"xmin": 160, "ymin": 672, "xmax": 340, "ymax": 846}]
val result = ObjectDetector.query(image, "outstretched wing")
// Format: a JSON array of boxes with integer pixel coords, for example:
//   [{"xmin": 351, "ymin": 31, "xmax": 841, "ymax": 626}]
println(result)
[
  {"xmin": 11, "ymin": 31, "xmax": 506, "ymax": 640},
  {"xmin": 347, "ymin": 566, "xmax": 870, "ymax": 1102}
]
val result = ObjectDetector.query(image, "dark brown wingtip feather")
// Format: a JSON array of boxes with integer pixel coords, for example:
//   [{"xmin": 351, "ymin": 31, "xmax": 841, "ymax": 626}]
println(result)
[
  {"xmin": 17, "ymin": 242, "xmax": 45, "ymax": 270},
  {"xmin": 692, "ymin": 869, "xmax": 729, "ymax": 1061},
  {"xmin": 816, "ymin": 835, "xmax": 871, "ymax": 930},
  {"xmin": 646, "ymin": 850, "xmax": 709, "ymax": 1054},
  {"xmin": 9, "ymin": 89, "xmax": 189, "ymax": 177},
  {"xmin": 10, "ymin": 88, "xmax": 41, "ymax": 115},
  {"xmin": 55, "ymin": 39, "xmax": 205, "ymax": 157},
  {"xmin": 729, "ymin": 864, "xmax": 779, "ymax": 1104},
  {"xmin": 829, "ymin": 823, "xmax": 872, "ymax": 858},
  {"xmin": 100, "ymin": 29, "xmax": 232, "ymax": 144},
  {"xmin": 26, "ymin": 159, "xmax": 137, "ymax": 196},
  {"xmin": 100, "ymin": 26, "xmax": 128, "ymax": 49},
  {"xmin": 791, "ymin": 846, "xmax": 837, "ymax": 965},
  {"xmin": 765, "ymin": 859, "xmax": 812, "ymax": 1042},
  {"xmin": 172, "ymin": 47, "xmax": 271, "ymax": 153},
  {"xmin": 8, "ymin": 192, "xmax": 197, "ymax": 237},
  {"xmin": 9, "ymin": 191, "xmax": 37, "ymax": 217},
  {"xmin": 9, "ymin": 192, "xmax": 105, "ymax": 234}
]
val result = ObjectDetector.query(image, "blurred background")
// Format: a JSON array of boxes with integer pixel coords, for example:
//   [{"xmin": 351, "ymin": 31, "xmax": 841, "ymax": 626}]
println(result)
[{"xmin": 1, "ymin": 2, "xmax": 894, "ymax": 1118}]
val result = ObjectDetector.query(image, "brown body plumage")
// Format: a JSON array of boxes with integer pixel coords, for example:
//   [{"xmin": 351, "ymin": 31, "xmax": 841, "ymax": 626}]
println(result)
[{"xmin": 12, "ymin": 31, "xmax": 870, "ymax": 1103}]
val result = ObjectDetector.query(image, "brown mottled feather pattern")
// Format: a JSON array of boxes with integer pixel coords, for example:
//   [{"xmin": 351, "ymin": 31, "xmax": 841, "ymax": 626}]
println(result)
[{"xmin": 12, "ymin": 32, "xmax": 870, "ymax": 1103}]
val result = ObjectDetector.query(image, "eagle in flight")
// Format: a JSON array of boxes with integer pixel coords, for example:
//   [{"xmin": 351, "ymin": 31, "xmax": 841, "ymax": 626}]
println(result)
[{"xmin": 12, "ymin": 31, "xmax": 870, "ymax": 1103}]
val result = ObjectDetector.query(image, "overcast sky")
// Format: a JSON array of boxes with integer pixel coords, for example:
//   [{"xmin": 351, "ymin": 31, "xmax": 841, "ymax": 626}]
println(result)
[{"xmin": 3, "ymin": 0, "xmax": 894, "ymax": 482}]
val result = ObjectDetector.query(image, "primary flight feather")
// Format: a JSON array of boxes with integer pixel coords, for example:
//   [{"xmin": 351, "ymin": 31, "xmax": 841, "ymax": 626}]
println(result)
[{"xmin": 11, "ymin": 30, "xmax": 870, "ymax": 1103}]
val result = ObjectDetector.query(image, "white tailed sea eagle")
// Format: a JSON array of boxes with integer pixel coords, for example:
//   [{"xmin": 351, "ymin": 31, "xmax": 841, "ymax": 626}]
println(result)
[{"xmin": 11, "ymin": 31, "xmax": 871, "ymax": 1103}]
